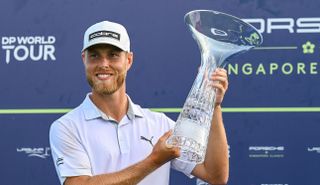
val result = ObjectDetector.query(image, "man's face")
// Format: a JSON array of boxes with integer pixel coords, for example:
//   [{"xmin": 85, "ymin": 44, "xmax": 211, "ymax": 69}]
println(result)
[{"xmin": 82, "ymin": 44, "xmax": 133, "ymax": 96}]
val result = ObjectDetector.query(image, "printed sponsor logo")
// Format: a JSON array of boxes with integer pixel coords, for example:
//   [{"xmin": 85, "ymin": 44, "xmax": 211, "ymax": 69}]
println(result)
[
  {"xmin": 226, "ymin": 17, "xmax": 320, "ymax": 76},
  {"xmin": 140, "ymin": 135, "xmax": 154, "ymax": 147},
  {"xmin": 1, "ymin": 36, "xmax": 56, "ymax": 64},
  {"xmin": 249, "ymin": 146, "xmax": 285, "ymax": 158},
  {"xmin": 17, "ymin": 147, "xmax": 51, "ymax": 159},
  {"xmin": 243, "ymin": 17, "xmax": 320, "ymax": 34},
  {"xmin": 227, "ymin": 61, "xmax": 319, "ymax": 76},
  {"xmin": 307, "ymin": 147, "xmax": 320, "ymax": 154},
  {"xmin": 89, "ymin": 30, "xmax": 120, "ymax": 41}
]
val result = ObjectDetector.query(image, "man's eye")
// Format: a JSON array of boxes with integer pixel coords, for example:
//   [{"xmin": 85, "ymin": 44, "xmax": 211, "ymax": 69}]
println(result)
[
  {"xmin": 90, "ymin": 54, "xmax": 98, "ymax": 58},
  {"xmin": 110, "ymin": 53, "xmax": 120, "ymax": 58}
]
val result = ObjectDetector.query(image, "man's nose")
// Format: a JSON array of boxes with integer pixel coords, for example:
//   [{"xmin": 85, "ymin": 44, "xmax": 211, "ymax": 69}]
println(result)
[{"xmin": 100, "ymin": 57, "xmax": 111, "ymax": 66}]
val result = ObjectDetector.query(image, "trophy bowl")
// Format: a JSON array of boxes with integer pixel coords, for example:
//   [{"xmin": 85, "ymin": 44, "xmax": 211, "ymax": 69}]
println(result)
[{"xmin": 167, "ymin": 10, "xmax": 263, "ymax": 163}]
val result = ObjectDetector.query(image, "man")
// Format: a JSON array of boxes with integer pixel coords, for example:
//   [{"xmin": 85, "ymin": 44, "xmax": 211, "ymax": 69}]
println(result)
[{"xmin": 50, "ymin": 20, "xmax": 229, "ymax": 185}]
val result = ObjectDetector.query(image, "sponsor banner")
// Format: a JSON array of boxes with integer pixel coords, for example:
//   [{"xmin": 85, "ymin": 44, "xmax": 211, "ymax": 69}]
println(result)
[
  {"xmin": 1, "ymin": 36, "xmax": 56, "ymax": 64},
  {"xmin": 0, "ymin": 1, "xmax": 319, "ymax": 185}
]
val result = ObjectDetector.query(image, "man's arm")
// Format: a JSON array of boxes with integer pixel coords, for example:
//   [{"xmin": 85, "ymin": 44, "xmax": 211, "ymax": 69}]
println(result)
[
  {"xmin": 64, "ymin": 130, "xmax": 180, "ymax": 185},
  {"xmin": 191, "ymin": 68, "xmax": 229, "ymax": 185}
]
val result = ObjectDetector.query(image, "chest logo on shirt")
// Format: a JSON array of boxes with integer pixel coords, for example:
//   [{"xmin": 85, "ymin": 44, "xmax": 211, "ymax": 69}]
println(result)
[{"xmin": 140, "ymin": 136, "xmax": 154, "ymax": 147}]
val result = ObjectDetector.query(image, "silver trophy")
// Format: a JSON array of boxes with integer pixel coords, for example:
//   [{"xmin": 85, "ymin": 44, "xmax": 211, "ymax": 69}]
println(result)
[{"xmin": 167, "ymin": 10, "xmax": 263, "ymax": 163}]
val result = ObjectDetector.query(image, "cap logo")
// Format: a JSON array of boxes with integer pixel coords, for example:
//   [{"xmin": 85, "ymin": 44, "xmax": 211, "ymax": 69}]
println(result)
[{"xmin": 89, "ymin": 30, "xmax": 120, "ymax": 41}]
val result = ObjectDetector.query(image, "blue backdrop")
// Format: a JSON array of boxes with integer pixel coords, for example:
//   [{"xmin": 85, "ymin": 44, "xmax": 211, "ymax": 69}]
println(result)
[{"xmin": 1, "ymin": 0, "xmax": 320, "ymax": 185}]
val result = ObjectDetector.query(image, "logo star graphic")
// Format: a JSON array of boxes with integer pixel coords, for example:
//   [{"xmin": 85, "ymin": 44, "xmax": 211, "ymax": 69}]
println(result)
[{"xmin": 302, "ymin": 41, "xmax": 315, "ymax": 54}]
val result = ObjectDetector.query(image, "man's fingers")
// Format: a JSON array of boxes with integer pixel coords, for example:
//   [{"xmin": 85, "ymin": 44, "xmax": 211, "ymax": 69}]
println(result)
[
  {"xmin": 163, "ymin": 130, "xmax": 173, "ymax": 138},
  {"xmin": 162, "ymin": 130, "xmax": 174, "ymax": 148},
  {"xmin": 210, "ymin": 76, "xmax": 228, "ymax": 83},
  {"xmin": 215, "ymin": 67, "xmax": 227, "ymax": 74},
  {"xmin": 166, "ymin": 143, "xmax": 174, "ymax": 149},
  {"xmin": 161, "ymin": 130, "xmax": 180, "ymax": 151},
  {"xmin": 212, "ymin": 68, "xmax": 228, "ymax": 79}
]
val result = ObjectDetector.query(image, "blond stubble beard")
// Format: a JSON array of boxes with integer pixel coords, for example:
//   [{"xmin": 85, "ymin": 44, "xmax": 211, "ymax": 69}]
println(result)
[{"xmin": 87, "ymin": 69, "xmax": 126, "ymax": 96}]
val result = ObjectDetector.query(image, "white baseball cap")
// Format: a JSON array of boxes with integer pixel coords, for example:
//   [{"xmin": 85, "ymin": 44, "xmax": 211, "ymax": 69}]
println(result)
[{"xmin": 82, "ymin": 20, "xmax": 130, "ymax": 52}]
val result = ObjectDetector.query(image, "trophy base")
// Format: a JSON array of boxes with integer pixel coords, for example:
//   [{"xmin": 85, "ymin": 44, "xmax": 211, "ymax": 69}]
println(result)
[
  {"xmin": 167, "ymin": 135, "xmax": 206, "ymax": 163},
  {"xmin": 167, "ymin": 118, "xmax": 209, "ymax": 163}
]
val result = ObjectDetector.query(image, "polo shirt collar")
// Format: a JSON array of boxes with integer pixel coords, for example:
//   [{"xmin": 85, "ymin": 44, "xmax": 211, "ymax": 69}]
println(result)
[
  {"xmin": 82, "ymin": 93, "xmax": 144, "ymax": 121},
  {"xmin": 127, "ymin": 95, "xmax": 144, "ymax": 120}
]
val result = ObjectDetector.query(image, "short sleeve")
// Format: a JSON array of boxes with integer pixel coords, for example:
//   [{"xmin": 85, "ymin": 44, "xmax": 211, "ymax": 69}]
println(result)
[
  {"xmin": 49, "ymin": 120, "xmax": 92, "ymax": 185},
  {"xmin": 171, "ymin": 158, "xmax": 196, "ymax": 178}
]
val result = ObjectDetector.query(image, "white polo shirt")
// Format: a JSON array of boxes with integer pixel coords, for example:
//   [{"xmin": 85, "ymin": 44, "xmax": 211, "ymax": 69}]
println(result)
[{"xmin": 49, "ymin": 94, "xmax": 196, "ymax": 185}]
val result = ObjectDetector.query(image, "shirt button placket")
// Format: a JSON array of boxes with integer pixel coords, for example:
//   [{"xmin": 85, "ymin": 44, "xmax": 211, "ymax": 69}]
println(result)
[{"xmin": 117, "ymin": 125, "xmax": 129, "ymax": 154}]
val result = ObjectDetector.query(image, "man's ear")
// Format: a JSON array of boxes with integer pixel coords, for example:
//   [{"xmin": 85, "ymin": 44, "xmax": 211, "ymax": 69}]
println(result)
[
  {"xmin": 126, "ymin": 52, "xmax": 133, "ymax": 70},
  {"xmin": 81, "ymin": 51, "xmax": 86, "ymax": 64}
]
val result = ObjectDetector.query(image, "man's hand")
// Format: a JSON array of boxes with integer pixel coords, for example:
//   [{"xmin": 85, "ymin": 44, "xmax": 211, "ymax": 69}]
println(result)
[
  {"xmin": 148, "ymin": 130, "xmax": 180, "ymax": 166},
  {"xmin": 210, "ymin": 68, "xmax": 228, "ymax": 106}
]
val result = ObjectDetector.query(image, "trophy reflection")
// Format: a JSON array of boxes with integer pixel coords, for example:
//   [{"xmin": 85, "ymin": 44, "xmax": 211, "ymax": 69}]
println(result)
[{"xmin": 167, "ymin": 10, "xmax": 263, "ymax": 163}]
